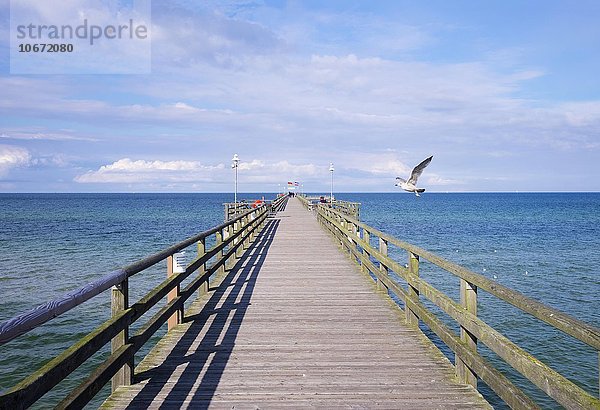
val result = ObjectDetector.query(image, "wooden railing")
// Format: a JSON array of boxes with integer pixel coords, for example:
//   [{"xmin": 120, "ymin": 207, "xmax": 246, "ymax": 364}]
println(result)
[
  {"xmin": 271, "ymin": 195, "xmax": 289, "ymax": 213},
  {"xmin": 298, "ymin": 195, "xmax": 360, "ymax": 219},
  {"xmin": 224, "ymin": 201, "xmax": 252, "ymax": 221},
  {"xmin": 317, "ymin": 204, "xmax": 600, "ymax": 410},
  {"xmin": 297, "ymin": 194, "xmax": 312, "ymax": 210},
  {"xmin": 225, "ymin": 196, "xmax": 289, "ymax": 221},
  {"xmin": 0, "ymin": 196, "xmax": 286, "ymax": 409},
  {"xmin": 330, "ymin": 200, "xmax": 360, "ymax": 219}
]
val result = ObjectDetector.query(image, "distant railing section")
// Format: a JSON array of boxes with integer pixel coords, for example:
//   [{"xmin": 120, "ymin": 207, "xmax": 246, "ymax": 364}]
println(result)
[
  {"xmin": 317, "ymin": 204, "xmax": 600, "ymax": 410},
  {"xmin": 299, "ymin": 195, "xmax": 360, "ymax": 219},
  {"xmin": 270, "ymin": 195, "xmax": 289, "ymax": 214},
  {"xmin": 297, "ymin": 194, "xmax": 311, "ymax": 209},
  {"xmin": 0, "ymin": 196, "xmax": 286, "ymax": 409},
  {"xmin": 224, "ymin": 195, "xmax": 289, "ymax": 221},
  {"xmin": 224, "ymin": 201, "xmax": 252, "ymax": 221},
  {"xmin": 330, "ymin": 200, "xmax": 360, "ymax": 219}
]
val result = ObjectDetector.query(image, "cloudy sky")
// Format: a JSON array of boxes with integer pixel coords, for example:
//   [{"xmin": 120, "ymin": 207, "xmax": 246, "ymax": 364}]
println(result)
[{"xmin": 1, "ymin": 0, "xmax": 599, "ymax": 192}]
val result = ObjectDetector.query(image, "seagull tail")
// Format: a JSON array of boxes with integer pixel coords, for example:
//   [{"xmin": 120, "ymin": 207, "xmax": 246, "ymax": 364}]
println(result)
[{"xmin": 416, "ymin": 188, "xmax": 425, "ymax": 193}]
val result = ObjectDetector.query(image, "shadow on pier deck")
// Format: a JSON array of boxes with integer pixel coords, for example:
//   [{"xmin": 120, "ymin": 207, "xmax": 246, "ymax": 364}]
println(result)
[{"xmin": 101, "ymin": 199, "xmax": 489, "ymax": 409}]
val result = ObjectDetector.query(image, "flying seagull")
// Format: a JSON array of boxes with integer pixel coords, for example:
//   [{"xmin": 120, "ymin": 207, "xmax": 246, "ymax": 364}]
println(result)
[{"xmin": 395, "ymin": 156, "xmax": 433, "ymax": 196}]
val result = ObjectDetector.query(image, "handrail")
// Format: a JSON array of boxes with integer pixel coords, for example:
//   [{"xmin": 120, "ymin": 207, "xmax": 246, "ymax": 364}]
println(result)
[
  {"xmin": 298, "ymin": 195, "xmax": 360, "ymax": 218},
  {"xmin": 297, "ymin": 194, "xmax": 310, "ymax": 208},
  {"xmin": 0, "ymin": 205, "xmax": 262, "ymax": 346},
  {"xmin": 330, "ymin": 200, "xmax": 360, "ymax": 219},
  {"xmin": 0, "ymin": 202, "xmax": 273, "ymax": 409},
  {"xmin": 271, "ymin": 195, "xmax": 289, "ymax": 213},
  {"xmin": 316, "ymin": 204, "xmax": 600, "ymax": 410}
]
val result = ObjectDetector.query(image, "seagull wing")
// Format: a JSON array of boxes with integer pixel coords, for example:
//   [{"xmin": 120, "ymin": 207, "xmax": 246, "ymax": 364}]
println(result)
[
  {"xmin": 408, "ymin": 156, "xmax": 433, "ymax": 185},
  {"xmin": 395, "ymin": 177, "xmax": 406, "ymax": 183}
]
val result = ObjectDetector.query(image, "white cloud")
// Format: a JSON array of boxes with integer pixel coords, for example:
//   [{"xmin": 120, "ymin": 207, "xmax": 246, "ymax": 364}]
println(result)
[
  {"xmin": 426, "ymin": 175, "xmax": 465, "ymax": 186},
  {"xmin": 0, "ymin": 145, "xmax": 31, "ymax": 177},
  {"xmin": 2, "ymin": 50, "xmax": 599, "ymax": 157},
  {"xmin": 238, "ymin": 159, "xmax": 265, "ymax": 170},
  {"xmin": 74, "ymin": 158, "xmax": 225, "ymax": 183},
  {"xmin": 363, "ymin": 158, "xmax": 411, "ymax": 176},
  {"xmin": 0, "ymin": 130, "xmax": 97, "ymax": 142},
  {"xmin": 560, "ymin": 101, "xmax": 600, "ymax": 127},
  {"xmin": 271, "ymin": 160, "xmax": 320, "ymax": 176},
  {"xmin": 3, "ymin": 1, "xmax": 600, "ymax": 191},
  {"xmin": 74, "ymin": 157, "xmax": 321, "ymax": 186},
  {"xmin": 150, "ymin": 3, "xmax": 284, "ymax": 68},
  {"xmin": 31, "ymin": 154, "xmax": 70, "ymax": 168}
]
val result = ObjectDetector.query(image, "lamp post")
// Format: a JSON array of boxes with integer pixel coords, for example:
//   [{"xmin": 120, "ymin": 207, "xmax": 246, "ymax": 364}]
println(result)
[
  {"xmin": 232, "ymin": 153, "xmax": 240, "ymax": 209},
  {"xmin": 329, "ymin": 162, "xmax": 334, "ymax": 203}
]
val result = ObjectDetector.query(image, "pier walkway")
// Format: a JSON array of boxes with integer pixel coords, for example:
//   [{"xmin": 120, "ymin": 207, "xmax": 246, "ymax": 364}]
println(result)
[{"xmin": 101, "ymin": 198, "xmax": 489, "ymax": 409}]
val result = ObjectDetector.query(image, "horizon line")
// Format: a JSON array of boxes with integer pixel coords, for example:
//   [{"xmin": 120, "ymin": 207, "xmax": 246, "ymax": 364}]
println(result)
[{"xmin": 1, "ymin": 191, "xmax": 599, "ymax": 194}]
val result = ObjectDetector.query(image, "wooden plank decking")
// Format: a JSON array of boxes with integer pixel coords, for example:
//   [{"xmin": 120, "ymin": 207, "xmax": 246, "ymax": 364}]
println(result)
[{"xmin": 101, "ymin": 198, "xmax": 490, "ymax": 409}]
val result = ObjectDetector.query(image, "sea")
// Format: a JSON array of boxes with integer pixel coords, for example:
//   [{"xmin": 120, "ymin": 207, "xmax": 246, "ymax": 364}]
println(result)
[{"xmin": 0, "ymin": 193, "xmax": 598, "ymax": 409}]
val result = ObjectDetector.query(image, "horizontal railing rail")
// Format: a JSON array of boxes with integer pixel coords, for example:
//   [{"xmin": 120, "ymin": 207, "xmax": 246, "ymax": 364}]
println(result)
[
  {"xmin": 298, "ymin": 195, "xmax": 360, "ymax": 219},
  {"xmin": 297, "ymin": 194, "xmax": 311, "ymax": 209},
  {"xmin": 0, "ymin": 197, "xmax": 285, "ymax": 409},
  {"xmin": 225, "ymin": 195, "xmax": 288, "ymax": 221},
  {"xmin": 330, "ymin": 200, "xmax": 360, "ymax": 219},
  {"xmin": 271, "ymin": 195, "xmax": 289, "ymax": 213},
  {"xmin": 316, "ymin": 204, "xmax": 600, "ymax": 410},
  {"xmin": 224, "ymin": 201, "xmax": 252, "ymax": 220}
]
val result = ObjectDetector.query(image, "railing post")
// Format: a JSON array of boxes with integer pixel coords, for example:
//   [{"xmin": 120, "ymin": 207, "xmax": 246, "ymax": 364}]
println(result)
[
  {"xmin": 378, "ymin": 237, "xmax": 388, "ymax": 292},
  {"xmin": 111, "ymin": 279, "xmax": 132, "ymax": 392},
  {"xmin": 226, "ymin": 224, "xmax": 235, "ymax": 270},
  {"xmin": 232, "ymin": 218, "xmax": 238, "ymax": 247},
  {"xmin": 216, "ymin": 229, "xmax": 225, "ymax": 275},
  {"xmin": 167, "ymin": 255, "xmax": 182, "ymax": 331},
  {"xmin": 259, "ymin": 208, "xmax": 266, "ymax": 230},
  {"xmin": 361, "ymin": 229, "xmax": 370, "ymax": 275},
  {"xmin": 197, "ymin": 238, "xmax": 208, "ymax": 298},
  {"xmin": 339, "ymin": 217, "xmax": 345, "ymax": 248},
  {"xmin": 457, "ymin": 279, "xmax": 478, "ymax": 388},
  {"xmin": 248, "ymin": 211, "xmax": 256, "ymax": 243},
  {"xmin": 406, "ymin": 251, "xmax": 420, "ymax": 327},
  {"xmin": 348, "ymin": 220, "xmax": 357, "ymax": 261},
  {"xmin": 239, "ymin": 215, "xmax": 248, "ymax": 254},
  {"xmin": 345, "ymin": 218, "xmax": 353, "ymax": 252}
]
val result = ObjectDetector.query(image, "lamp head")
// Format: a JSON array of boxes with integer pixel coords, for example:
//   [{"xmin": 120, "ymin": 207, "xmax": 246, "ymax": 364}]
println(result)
[{"xmin": 329, "ymin": 162, "xmax": 334, "ymax": 172}]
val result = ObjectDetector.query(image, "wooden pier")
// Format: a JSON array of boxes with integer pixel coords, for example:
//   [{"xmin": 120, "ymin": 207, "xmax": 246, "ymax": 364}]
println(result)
[
  {"xmin": 1, "ymin": 195, "xmax": 599, "ymax": 409},
  {"xmin": 101, "ymin": 198, "xmax": 489, "ymax": 409}
]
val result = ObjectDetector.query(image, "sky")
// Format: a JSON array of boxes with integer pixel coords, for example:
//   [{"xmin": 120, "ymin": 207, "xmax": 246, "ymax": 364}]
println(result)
[{"xmin": 0, "ymin": 0, "xmax": 599, "ymax": 193}]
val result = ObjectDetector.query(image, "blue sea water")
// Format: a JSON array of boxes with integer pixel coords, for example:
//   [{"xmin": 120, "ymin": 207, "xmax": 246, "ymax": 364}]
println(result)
[
  {"xmin": 337, "ymin": 192, "xmax": 600, "ymax": 409},
  {"xmin": 0, "ymin": 192, "xmax": 598, "ymax": 409}
]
